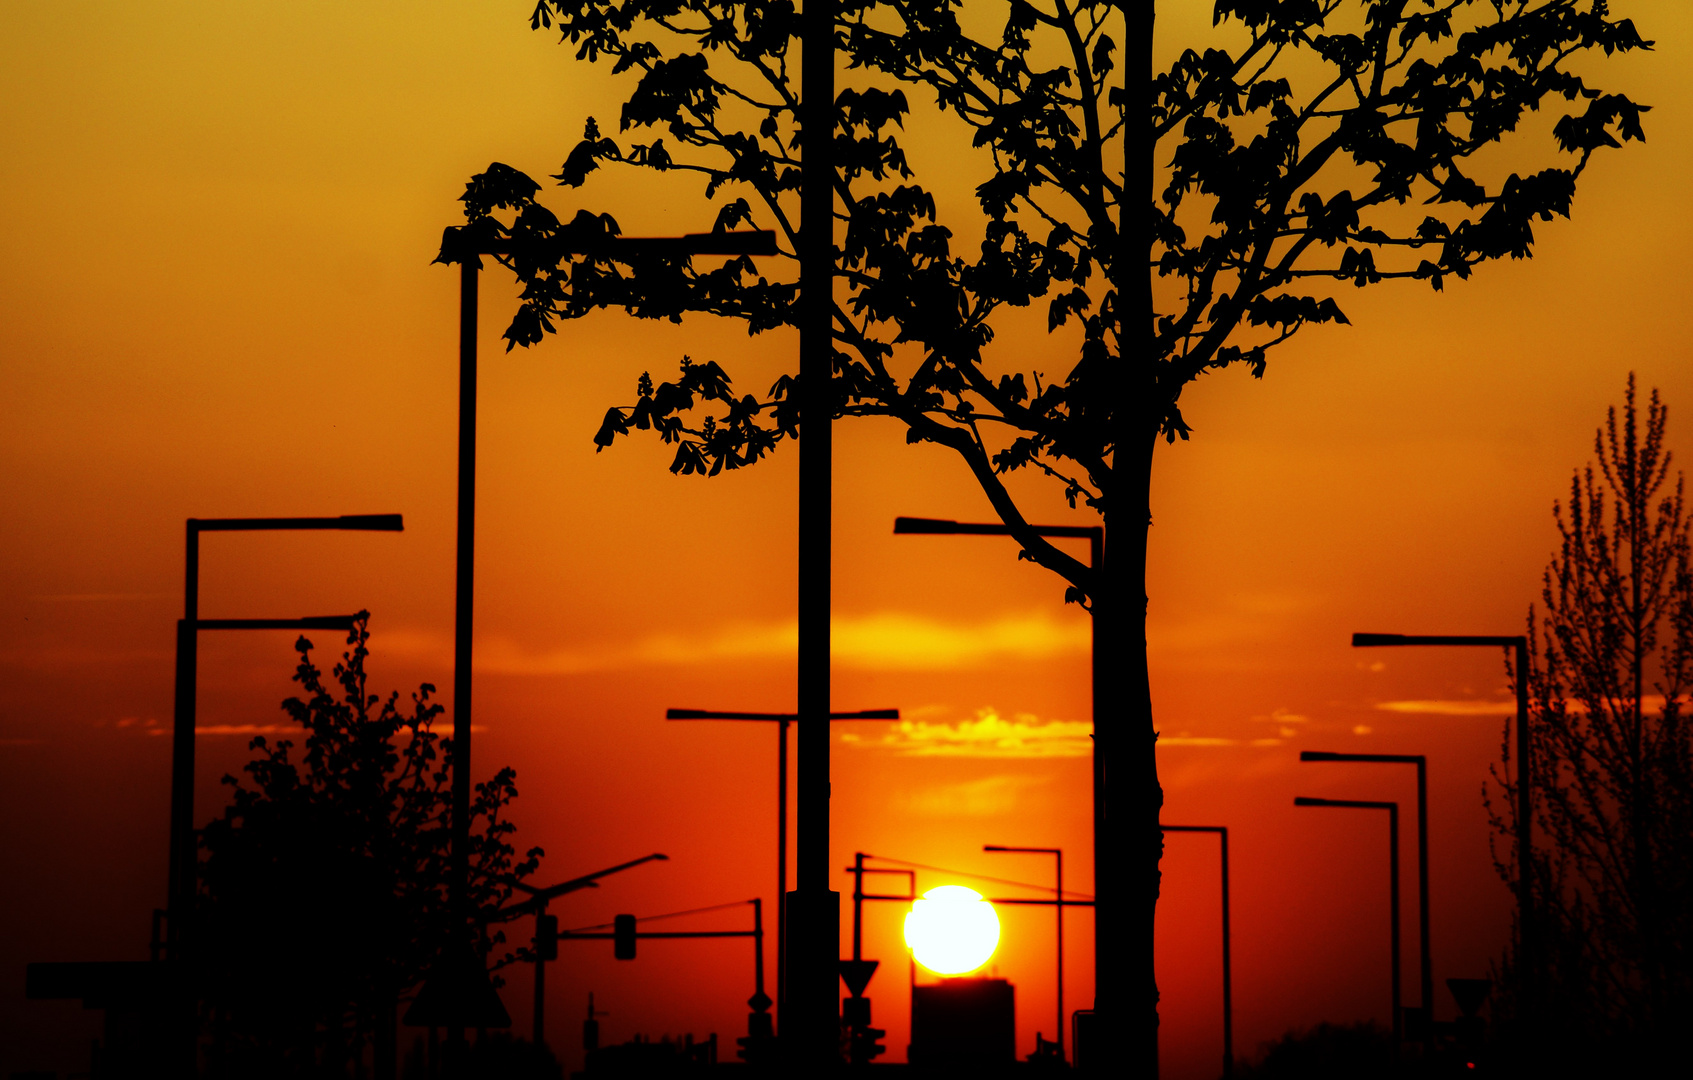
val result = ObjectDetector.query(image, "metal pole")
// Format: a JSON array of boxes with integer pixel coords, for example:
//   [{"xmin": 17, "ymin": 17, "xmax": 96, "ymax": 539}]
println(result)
[
  {"xmin": 795, "ymin": 0, "xmax": 837, "ymax": 1060},
  {"xmin": 754, "ymin": 897, "xmax": 767, "ymax": 1000},
  {"xmin": 1414, "ymin": 758, "xmax": 1431, "ymax": 1019},
  {"xmin": 1056, "ymin": 849, "xmax": 1065, "ymax": 1062},
  {"xmin": 852, "ymin": 853, "xmax": 865, "ymax": 961},
  {"xmin": 449, "ymin": 254, "xmax": 479, "ymax": 1053},
  {"xmin": 777, "ymin": 715, "xmax": 789, "ymax": 1029},
  {"xmin": 168, "ymin": 525, "xmax": 200, "ymax": 954},
  {"xmin": 1515, "ymin": 639, "xmax": 1533, "ymax": 997},
  {"xmin": 1296, "ymin": 799, "xmax": 1401, "ymax": 1048},
  {"xmin": 1390, "ymin": 803, "xmax": 1402, "ymax": 1049},
  {"xmin": 169, "ymin": 523, "xmax": 200, "ymax": 1075},
  {"xmin": 1219, "ymin": 828, "xmax": 1232, "ymax": 1078},
  {"xmin": 534, "ymin": 904, "xmax": 547, "ymax": 1049}
]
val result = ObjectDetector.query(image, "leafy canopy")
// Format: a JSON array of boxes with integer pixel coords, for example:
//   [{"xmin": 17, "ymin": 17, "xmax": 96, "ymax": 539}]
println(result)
[{"xmin": 447, "ymin": 0, "xmax": 1648, "ymax": 600}]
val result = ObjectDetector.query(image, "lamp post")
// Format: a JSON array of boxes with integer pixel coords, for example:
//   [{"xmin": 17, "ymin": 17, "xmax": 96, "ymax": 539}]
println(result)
[
  {"xmin": 493, "ymin": 853, "xmax": 669, "ymax": 1049},
  {"xmin": 1301, "ymin": 750, "xmax": 1430, "ymax": 1034},
  {"xmin": 892, "ymin": 517, "xmax": 1103, "ymax": 992},
  {"xmin": 168, "ymin": 511, "xmax": 401, "ymax": 1073},
  {"xmin": 169, "ymin": 515, "xmax": 402, "ymax": 952},
  {"xmin": 665, "ymin": 707, "xmax": 897, "ymax": 1029},
  {"xmin": 984, "ymin": 845, "xmax": 1067, "ymax": 1062},
  {"xmin": 1295, "ymin": 796, "xmax": 1402, "ymax": 1047},
  {"xmin": 1351, "ymin": 632, "xmax": 1533, "ymax": 1000},
  {"xmin": 1160, "ymin": 825, "xmax": 1233, "ymax": 1077},
  {"xmin": 434, "ymin": 224, "xmax": 773, "ymax": 1050}
]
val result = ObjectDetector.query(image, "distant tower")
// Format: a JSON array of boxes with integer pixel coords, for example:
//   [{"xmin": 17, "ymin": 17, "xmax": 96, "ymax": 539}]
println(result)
[{"xmin": 583, "ymin": 992, "xmax": 608, "ymax": 1055}]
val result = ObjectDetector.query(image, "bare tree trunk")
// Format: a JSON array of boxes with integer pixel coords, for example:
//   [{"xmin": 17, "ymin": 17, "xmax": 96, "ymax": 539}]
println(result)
[{"xmin": 1098, "ymin": 425, "xmax": 1162, "ymax": 1075}]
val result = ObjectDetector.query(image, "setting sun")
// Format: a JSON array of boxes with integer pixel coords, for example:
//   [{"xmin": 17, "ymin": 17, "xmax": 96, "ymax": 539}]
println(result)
[{"xmin": 903, "ymin": 885, "xmax": 1001, "ymax": 976}]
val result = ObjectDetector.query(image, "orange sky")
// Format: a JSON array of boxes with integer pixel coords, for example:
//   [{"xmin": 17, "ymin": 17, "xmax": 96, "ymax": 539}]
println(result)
[{"xmin": 4, "ymin": 2, "xmax": 1693, "ymax": 1076}]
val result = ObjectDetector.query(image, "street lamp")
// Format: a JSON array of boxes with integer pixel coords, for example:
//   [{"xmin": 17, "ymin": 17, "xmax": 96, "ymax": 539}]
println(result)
[
  {"xmin": 1351, "ymin": 632, "xmax": 1533, "ymax": 998},
  {"xmin": 1301, "ymin": 750, "xmax": 1430, "ymax": 1036},
  {"xmin": 1295, "ymin": 797, "xmax": 1402, "ymax": 1048},
  {"xmin": 168, "ymin": 512, "xmax": 401, "ymax": 1072},
  {"xmin": 1161, "ymin": 825, "xmax": 1233, "ymax": 1077},
  {"xmin": 169, "ymin": 514, "xmax": 403, "ymax": 946},
  {"xmin": 892, "ymin": 516, "xmax": 1102, "ymax": 996},
  {"xmin": 665, "ymin": 706, "xmax": 897, "ymax": 1028},
  {"xmin": 434, "ymin": 223, "xmax": 775, "ymax": 1046},
  {"xmin": 983, "ymin": 845, "xmax": 1067, "ymax": 1062}
]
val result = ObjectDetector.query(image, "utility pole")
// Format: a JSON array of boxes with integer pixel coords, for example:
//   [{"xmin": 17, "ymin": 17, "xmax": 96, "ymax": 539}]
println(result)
[{"xmin": 793, "ymin": 0, "xmax": 839, "ymax": 1065}]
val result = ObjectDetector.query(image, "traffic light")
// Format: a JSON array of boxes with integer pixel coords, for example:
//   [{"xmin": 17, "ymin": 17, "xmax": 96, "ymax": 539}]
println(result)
[
  {"xmin": 535, "ymin": 914, "xmax": 558, "ymax": 961},
  {"xmin": 613, "ymin": 913, "xmax": 637, "ymax": 960}
]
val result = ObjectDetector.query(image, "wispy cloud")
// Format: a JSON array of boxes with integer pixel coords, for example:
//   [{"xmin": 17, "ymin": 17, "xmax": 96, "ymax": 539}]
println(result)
[
  {"xmin": 161, "ymin": 723, "xmax": 490, "ymax": 737},
  {"xmin": 849, "ymin": 708, "xmax": 1092, "ymax": 758},
  {"xmin": 34, "ymin": 592, "xmax": 172, "ymax": 603},
  {"xmin": 894, "ymin": 774, "xmax": 1050, "ymax": 816},
  {"xmin": 383, "ymin": 611, "xmax": 1089, "ymax": 676},
  {"xmin": 1375, "ymin": 699, "xmax": 1516, "ymax": 716}
]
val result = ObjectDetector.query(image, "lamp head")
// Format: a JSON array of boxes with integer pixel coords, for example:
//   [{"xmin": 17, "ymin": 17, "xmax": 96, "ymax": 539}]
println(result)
[
  {"xmin": 1352, "ymin": 632, "xmax": 1405, "ymax": 647},
  {"xmin": 1301, "ymin": 751, "xmax": 1342, "ymax": 762}
]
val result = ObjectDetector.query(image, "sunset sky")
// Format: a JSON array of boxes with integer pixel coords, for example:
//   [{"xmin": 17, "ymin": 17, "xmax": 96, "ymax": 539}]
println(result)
[{"xmin": 4, "ymin": 2, "xmax": 1693, "ymax": 1076}]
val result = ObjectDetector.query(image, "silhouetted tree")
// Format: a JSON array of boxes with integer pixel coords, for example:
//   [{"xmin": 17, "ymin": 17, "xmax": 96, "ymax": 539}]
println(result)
[
  {"xmin": 196, "ymin": 618, "xmax": 541, "ymax": 1078},
  {"xmin": 1490, "ymin": 376, "xmax": 1693, "ymax": 1064},
  {"xmin": 453, "ymin": 0, "xmax": 1649, "ymax": 1060}
]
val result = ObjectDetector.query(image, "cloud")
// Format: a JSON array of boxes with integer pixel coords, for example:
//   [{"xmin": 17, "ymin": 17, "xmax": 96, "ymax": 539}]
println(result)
[
  {"xmin": 34, "ymin": 592, "xmax": 171, "ymax": 603},
  {"xmin": 856, "ymin": 708, "xmax": 1092, "ymax": 758},
  {"xmin": 895, "ymin": 774, "xmax": 1051, "ymax": 816},
  {"xmin": 185, "ymin": 724, "xmax": 290, "ymax": 736},
  {"xmin": 383, "ymin": 611, "xmax": 1090, "ymax": 676},
  {"xmin": 1374, "ymin": 699, "xmax": 1516, "ymax": 716}
]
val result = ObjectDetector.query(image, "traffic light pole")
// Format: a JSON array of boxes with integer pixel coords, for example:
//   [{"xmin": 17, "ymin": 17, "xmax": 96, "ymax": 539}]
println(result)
[
  {"xmin": 665, "ymin": 707, "xmax": 896, "ymax": 1031},
  {"xmin": 492, "ymin": 853, "xmax": 670, "ymax": 1051},
  {"xmin": 550, "ymin": 900, "xmax": 772, "ymax": 1059}
]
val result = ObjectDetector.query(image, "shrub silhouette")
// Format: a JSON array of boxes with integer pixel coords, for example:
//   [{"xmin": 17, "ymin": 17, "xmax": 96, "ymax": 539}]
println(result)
[{"xmin": 196, "ymin": 617, "xmax": 541, "ymax": 1076}]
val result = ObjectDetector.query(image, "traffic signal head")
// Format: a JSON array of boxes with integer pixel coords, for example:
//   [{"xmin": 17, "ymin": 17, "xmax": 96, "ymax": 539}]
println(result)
[
  {"xmin": 535, "ymin": 914, "xmax": 559, "ymax": 961},
  {"xmin": 613, "ymin": 913, "xmax": 637, "ymax": 960}
]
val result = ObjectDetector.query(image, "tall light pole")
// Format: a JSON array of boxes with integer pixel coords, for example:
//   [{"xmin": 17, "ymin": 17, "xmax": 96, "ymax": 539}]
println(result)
[
  {"xmin": 1351, "ymin": 632, "xmax": 1534, "ymax": 1003},
  {"xmin": 1161, "ymin": 825, "xmax": 1233, "ymax": 1077},
  {"xmin": 892, "ymin": 517, "xmax": 1103, "ymax": 1006},
  {"xmin": 169, "ymin": 512, "xmax": 401, "ymax": 1073},
  {"xmin": 1295, "ymin": 797, "xmax": 1402, "ymax": 1048},
  {"xmin": 665, "ymin": 707, "xmax": 897, "ymax": 1029},
  {"xmin": 1301, "ymin": 750, "xmax": 1430, "ymax": 1035},
  {"xmin": 434, "ymin": 224, "xmax": 773, "ymax": 1050},
  {"xmin": 793, "ymin": 0, "xmax": 839, "ymax": 1062},
  {"xmin": 984, "ymin": 845, "xmax": 1067, "ymax": 1062}
]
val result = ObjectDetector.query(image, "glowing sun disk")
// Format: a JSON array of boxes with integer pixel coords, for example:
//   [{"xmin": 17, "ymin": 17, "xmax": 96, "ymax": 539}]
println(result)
[{"xmin": 903, "ymin": 885, "xmax": 1000, "ymax": 975}]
